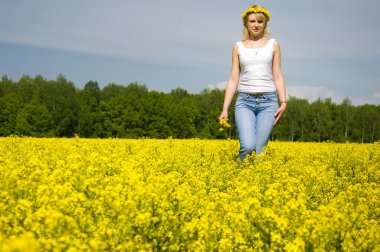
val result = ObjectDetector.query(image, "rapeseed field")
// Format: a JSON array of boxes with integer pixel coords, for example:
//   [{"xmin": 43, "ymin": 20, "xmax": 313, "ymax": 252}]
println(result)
[{"xmin": 0, "ymin": 137, "xmax": 379, "ymax": 251}]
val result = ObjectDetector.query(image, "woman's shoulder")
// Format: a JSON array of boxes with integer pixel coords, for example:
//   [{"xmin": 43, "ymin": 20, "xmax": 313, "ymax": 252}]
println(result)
[
  {"xmin": 269, "ymin": 38, "xmax": 276, "ymax": 43},
  {"xmin": 268, "ymin": 38, "xmax": 281, "ymax": 50},
  {"xmin": 234, "ymin": 41, "xmax": 244, "ymax": 51},
  {"xmin": 269, "ymin": 38, "xmax": 281, "ymax": 45}
]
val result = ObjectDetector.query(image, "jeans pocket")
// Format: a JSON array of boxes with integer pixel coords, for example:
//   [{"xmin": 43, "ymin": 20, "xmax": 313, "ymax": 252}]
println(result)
[
  {"xmin": 238, "ymin": 93, "xmax": 249, "ymax": 101},
  {"xmin": 264, "ymin": 92, "xmax": 278, "ymax": 102}
]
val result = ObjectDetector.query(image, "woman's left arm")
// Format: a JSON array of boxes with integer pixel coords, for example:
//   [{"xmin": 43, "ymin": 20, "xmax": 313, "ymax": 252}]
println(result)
[{"xmin": 273, "ymin": 40, "xmax": 287, "ymax": 126}]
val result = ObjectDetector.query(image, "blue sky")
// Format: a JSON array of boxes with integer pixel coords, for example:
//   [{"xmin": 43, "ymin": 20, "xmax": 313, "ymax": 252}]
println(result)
[{"xmin": 1, "ymin": 0, "xmax": 379, "ymax": 105}]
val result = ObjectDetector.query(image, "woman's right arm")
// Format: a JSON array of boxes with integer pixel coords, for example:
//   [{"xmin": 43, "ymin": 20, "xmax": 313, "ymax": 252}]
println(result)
[{"xmin": 219, "ymin": 44, "xmax": 240, "ymax": 121}]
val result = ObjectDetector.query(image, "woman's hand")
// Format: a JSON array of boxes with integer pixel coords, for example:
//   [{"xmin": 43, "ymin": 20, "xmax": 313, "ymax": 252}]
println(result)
[
  {"xmin": 218, "ymin": 110, "xmax": 228, "ymax": 123},
  {"xmin": 274, "ymin": 103, "xmax": 286, "ymax": 126}
]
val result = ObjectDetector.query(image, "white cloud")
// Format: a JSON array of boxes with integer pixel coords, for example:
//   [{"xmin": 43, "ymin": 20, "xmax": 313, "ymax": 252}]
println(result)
[
  {"xmin": 207, "ymin": 81, "xmax": 227, "ymax": 91},
  {"xmin": 374, "ymin": 91, "xmax": 380, "ymax": 99},
  {"xmin": 287, "ymin": 85, "xmax": 380, "ymax": 105},
  {"xmin": 287, "ymin": 85, "xmax": 343, "ymax": 103}
]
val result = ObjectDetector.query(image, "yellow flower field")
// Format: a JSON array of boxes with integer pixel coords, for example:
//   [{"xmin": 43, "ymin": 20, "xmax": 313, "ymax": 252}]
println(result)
[{"xmin": 0, "ymin": 137, "xmax": 379, "ymax": 251}]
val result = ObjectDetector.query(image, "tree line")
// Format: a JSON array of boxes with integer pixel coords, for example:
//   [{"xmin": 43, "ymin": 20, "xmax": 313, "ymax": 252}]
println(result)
[{"xmin": 0, "ymin": 75, "xmax": 379, "ymax": 142}]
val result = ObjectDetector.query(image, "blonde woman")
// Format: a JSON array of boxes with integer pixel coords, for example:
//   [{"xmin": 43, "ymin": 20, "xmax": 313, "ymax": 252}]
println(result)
[{"xmin": 219, "ymin": 5, "xmax": 287, "ymax": 160}]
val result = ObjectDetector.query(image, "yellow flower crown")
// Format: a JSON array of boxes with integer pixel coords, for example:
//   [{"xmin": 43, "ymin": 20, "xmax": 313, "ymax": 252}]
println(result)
[{"xmin": 241, "ymin": 6, "xmax": 271, "ymax": 22}]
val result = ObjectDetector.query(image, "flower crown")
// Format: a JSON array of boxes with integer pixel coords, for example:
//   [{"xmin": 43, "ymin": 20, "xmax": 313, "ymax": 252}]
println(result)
[{"xmin": 241, "ymin": 6, "xmax": 271, "ymax": 22}]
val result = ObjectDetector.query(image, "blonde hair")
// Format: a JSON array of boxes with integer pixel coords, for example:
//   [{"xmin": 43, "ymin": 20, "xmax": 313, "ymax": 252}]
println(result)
[{"xmin": 241, "ymin": 8, "xmax": 270, "ymax": 40}]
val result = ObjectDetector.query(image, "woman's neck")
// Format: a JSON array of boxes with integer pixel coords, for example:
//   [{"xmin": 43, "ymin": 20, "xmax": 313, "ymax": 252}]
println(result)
[{"xmin": 248, "ymin": 34, "xmax": 265, "ymax": 41}]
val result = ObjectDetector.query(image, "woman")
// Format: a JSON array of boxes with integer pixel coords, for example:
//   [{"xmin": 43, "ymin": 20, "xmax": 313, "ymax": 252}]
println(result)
[{"xmin": 219, "ymin": 5, "xmax": 287, "ymax": 160}]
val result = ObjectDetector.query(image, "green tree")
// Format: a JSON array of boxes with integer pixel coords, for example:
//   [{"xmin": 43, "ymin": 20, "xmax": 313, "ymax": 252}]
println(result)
[
  {"xmin": 308, "ymin": 98, "xmax": 332, "ymax": 141},
  {"xmin": 34, "ymin": 75, "xmax": 79, "ymax": 137},
  {"xmin": 100, "ymin": 83, "xmax": 129, "ymax": 101},
  {"xmin": 353, "ymin": 104, "xmax": 379, "ymax": 143},
  {"xmin": 0, "ymin": 75, "xmax": 16, "ymax": 96},
  {"xmin": 167, "ymin": 89, "xmax": 201, "ymax": 138},
  {"xmin": 274, "ymin": 96, "xmax": 309, "ymax": 141},
  {"xmin": 195, "ymin": 88, "xmax": 233, "ymax": 139},
  {"xmin": 83, "ymin": 80, "xmax": 100, "ymax": 102},
  {"xmin": 15, "ymin": 100, "xmax": 54, "ymax": 137},
  {"xmin": 340, "ymin": 98, "xmax": 354, "ymax": 140},
  {"xmin": 76, "ymin": 81, "xmax": 100, "ymax": 137},
  {"xmin": 170, "ymin": 87, "xmax": 190, "ymax": 101},
  {"xmin": 143, "ymin": 91, "xmax": 171, "ymax": 138},
  {"xmin": 0, "ymin": 93, "xmax": 24, "ymax": 135},
  {"xmin": 12, "ymin": 75, "xmax": 36, "ymax": 103},
  {"xmin": 94, "ymin": 94, "xmax": 145, "ymax": 138}
]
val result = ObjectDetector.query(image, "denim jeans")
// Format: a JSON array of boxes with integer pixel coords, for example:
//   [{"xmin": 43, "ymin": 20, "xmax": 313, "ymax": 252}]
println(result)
[{"xmin": 235, "ymin": 92, "xmax": 278, "ymax": 160}]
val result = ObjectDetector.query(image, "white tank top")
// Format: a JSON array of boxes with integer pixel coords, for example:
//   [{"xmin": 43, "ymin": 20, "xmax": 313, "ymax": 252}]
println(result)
[{"xmin": 237, "ymin": 39, "xmax": 276, "ymax": 93}]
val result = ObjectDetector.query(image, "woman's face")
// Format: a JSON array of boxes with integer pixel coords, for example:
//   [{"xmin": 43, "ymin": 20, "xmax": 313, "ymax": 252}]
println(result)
[{"xmin": 245, "ymin": 13, "xmax": 266, "ymax": 37}]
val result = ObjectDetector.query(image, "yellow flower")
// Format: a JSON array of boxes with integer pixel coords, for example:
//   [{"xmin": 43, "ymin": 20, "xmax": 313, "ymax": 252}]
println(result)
[
  {"xmin": 0, "ymin": 137, "xmax": 379, "ymax": 251},
  {"xmin": 219, "ymin": 118, "xmax": 231, "ymax": 131}
]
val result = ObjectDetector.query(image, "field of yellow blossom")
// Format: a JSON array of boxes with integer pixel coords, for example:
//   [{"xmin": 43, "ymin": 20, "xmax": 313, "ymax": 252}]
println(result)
[{"xmin": 0, "ymin": 137, "xmax": 379, "ymax": 251}]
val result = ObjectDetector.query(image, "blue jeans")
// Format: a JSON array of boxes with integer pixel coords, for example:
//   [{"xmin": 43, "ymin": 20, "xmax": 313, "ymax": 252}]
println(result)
[{"xmin": 235, "ymin": 92, "xmax": 278, "ymax": 160}]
